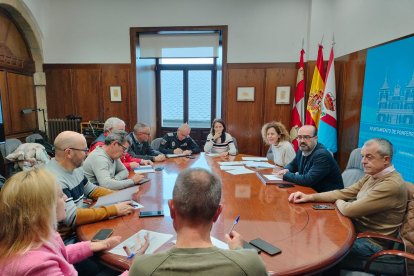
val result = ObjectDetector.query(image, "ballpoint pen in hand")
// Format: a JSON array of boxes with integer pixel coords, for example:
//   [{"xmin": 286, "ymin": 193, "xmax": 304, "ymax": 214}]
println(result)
[{"xmin": 228, "ymin": 215, "xmax": 240, "ymax": 234}]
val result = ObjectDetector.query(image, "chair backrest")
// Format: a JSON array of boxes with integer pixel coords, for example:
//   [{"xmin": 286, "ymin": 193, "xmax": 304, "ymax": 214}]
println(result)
[
  {"xmin": 151, "ymin": 137, "xmax": 163, "ymax": 151},
  {"xmin": 231, "ymin": 136, "xmax": 239, "ymax": 155},
  {"xmin": 266, "ymin": 147, "xmax": 273, "ymax": 162},
  {"xmin": 4, "ymin": 139, "xmax": 23, "ymax": 157},
  {"xmin": 25, "ymin": 133, "xmax": 44, "ymax": 143},
  {"xmin": 342, "ymin": 148, "xmax": 365, "ymax": 187}
]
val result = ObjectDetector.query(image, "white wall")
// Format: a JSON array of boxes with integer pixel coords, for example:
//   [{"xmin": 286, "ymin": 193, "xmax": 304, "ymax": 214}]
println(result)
[{"xmin": 23, "ymin": 0, "xmax": 414, "ymax": 63}]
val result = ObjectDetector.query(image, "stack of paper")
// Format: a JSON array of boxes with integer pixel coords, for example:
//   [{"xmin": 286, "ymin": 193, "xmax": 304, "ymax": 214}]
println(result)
[
  {"xmin": 241, "ymin": 156, "xmax": 268, "ymax": 161},
  {"xmin": 244, "ymin": 161, "xmax": 275, "ymax": 168},
  {"xmin": 264, "ymin": 174, "xmax": 283, "ymax": 181},
  {"xmin": 225, "ymin": 167, "xmax": 255, "ymax": 175},
  {"xmin": 94, "ymin": 186, "xmax": 140, "ymax": 207},
  {"xmin": 134, "ymin": 165, "xmax": 155, "ymax": 173}
]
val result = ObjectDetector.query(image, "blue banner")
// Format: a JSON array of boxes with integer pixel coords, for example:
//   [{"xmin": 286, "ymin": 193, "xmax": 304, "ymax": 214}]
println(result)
[{"xmin": 359, "ymin": 36, "xmax": 414, "ymax": 183}]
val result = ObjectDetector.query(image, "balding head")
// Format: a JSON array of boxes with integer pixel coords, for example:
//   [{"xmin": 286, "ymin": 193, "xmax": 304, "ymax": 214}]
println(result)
[
  {"xmin": 177, "ymin": 123, "xmax": 191, "ymax": 141},
  {"xmin": 54, "ymin": 131, "xmax": 88, "ymax": 170}
]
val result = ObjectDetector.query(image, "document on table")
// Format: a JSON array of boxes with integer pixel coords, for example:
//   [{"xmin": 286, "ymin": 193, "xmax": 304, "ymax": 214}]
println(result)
[
  {"xmin": 134, "ymin": 165, "xmax": 155, "ymax": 173},
  {"xmin": 109, "ymin": 229, "xmax": 173, "ymax": 256},
  {"xmin": 206, "ymin": 153, "xmax": 220, "ymax": 157},
  {"xmin": 225, "ymin": 167, "xmax": 255, "ymax": 175},
  {"xmin": 94, "ymin": 186, "xmax": 140, "ymax": 207},
  {"xmin": 242, "ymin": 156, "xmax": 268, "ymax": 161},
  {"xmin": 264, "ymin": 174, "xmax": 283, "ymax": 181},
  {"xmin": 220, "ymin": 165, "xmax": 246, "ymax": 171},
  {"xmin": 166, "ymin": 153, "xmax": 190, "ymax": 158},
  {"xmin": 217, "ymin": 161, "xmax": 245, "ymax": 166},
  {"xmin": 244, "ymin": 161, "xmax": 275, "ymax": 168}
]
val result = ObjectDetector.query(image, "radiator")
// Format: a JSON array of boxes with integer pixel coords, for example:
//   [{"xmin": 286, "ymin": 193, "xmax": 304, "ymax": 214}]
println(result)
[{"xmin": 47, "ymin": 119, "xmax": 81, "ymax": 142}]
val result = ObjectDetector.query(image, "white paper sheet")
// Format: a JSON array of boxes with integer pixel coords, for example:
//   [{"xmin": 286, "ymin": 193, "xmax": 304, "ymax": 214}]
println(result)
[
  {"xmin": 264, "ymin": 174, "xmax": 283, "ymax": 181},
  {"xmin": 225, "ymin": 167, "xmax": 255, "ymax": 175},
  {"xmin": 109, "ymin": 229, "xmax": 173, "ymax": 256},
  {"xmin": 220, "ymin": 165, "xmax": 245, "ymax": 171},
  {"xmin": 217, "ymin": 161, "xmax": 244, "ymax": 166},
  {"xmin": 242, "ymin": 157, "xmax": 268, "ymax": 161},
  {"xmin": 244, "ymin": 161, "xmax": 275, "ymax": 168},
  {"xmin": 94, "ymin": 186, "xmax": 139, "ymax": 207},
  {"xmin": 206, "ymin": 153, "xmax": 220, "ymax": 157},
  {"xmin": 166, "ymin": 153, "xmax": 190, "ymax": 158},
  {"xmin": 134, "ymin": 165, "xmax": 155, "ymax": 173},
  {"xmin": 171, "ymin": 236, "xmax": 229, "ymax": 250}
]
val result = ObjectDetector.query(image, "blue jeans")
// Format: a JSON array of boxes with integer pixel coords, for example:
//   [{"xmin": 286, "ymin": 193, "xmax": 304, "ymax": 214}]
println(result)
[{"xmin": 349, "ymin": 238, "xmax": 383, "ymax": 257}]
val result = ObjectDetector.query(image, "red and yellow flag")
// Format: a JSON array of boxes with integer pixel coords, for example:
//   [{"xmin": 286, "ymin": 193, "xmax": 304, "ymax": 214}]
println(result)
[{"xmin": 305, "ymin": 44, "xmax": 325, "ymax": 128}]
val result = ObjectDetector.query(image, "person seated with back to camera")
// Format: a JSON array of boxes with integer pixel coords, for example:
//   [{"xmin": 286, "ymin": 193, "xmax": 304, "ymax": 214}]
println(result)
[
  {"xmin": 159, "ymin": 123, "xmax": 201, "ymax": 155},
  {"xmin": 129, "ymin": 167, "xmax": 268, "ymax": 275},
  {"xmin": 261, "ymin": 121, "xmax": 295, "ymax": 169},
  {"xmin": 276, "ymin": 124, "xmax": 344, "ymax": 192},
  {"xmin": 83, "ymin": 130, "xmax": 145, "ymax": 190},
  {"xmin": 204, "ymin": 118, "xmax": 237, "ymax": 157},
  {"xmin": 0, "ymin": 168, "xmax": 150, "ymax": 276}
]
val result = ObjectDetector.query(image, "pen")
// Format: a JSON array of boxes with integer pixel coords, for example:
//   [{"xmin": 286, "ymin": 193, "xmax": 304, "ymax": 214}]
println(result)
[
  {"xmin": 123, "ymin": 245, "xmax": 135, "ymax": 259},
  {"xmin": 228, "ymin": 215, "xmax": 240, "ymax": 234}
]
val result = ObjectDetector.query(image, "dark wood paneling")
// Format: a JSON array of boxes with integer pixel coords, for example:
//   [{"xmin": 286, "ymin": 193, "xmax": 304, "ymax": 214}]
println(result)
[
  {"xmin": 226, "ymin": 68, "xmax": 265, "ymax": 156},
  {"xmin": 102, "ymin": 66, "xmax": 130, "ymax": 127},
  {"xmin": 5, "ymin": 72, "xmax": 37, "ymax": 134},
  {"xmin": 72, "ymin": 69, "xmax": 101, "ymax": 122},
  {"xmin": 45, "ymin": 68, "xmax": 73, "ymax": 118},
  {"xmin": 263, "ymin": 65, "xmax": 298, "ymax": 155}
]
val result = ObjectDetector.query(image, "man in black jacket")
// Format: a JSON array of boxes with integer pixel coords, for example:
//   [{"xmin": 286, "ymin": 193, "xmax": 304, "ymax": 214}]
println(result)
[
  {"xmin": 276, "ymin": 125, "xmax": 343, "ymax": 192},
  {"xmin": 127, "ymin": 123, "xmax": 166, "ymax": 162}
]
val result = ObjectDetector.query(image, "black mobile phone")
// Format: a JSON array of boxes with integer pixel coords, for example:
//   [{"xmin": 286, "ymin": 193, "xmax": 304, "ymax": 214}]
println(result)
[
  {"xmin": 139, "ymin": 210, "xmax": 164, "ymax": 218},
  {"xmin": 249, "ymin": 238, "xmax": 281, "ymax": 256},
  {"xmin": 138, "ymin": 178, "xmax": 151, "ymax": 185},
  {"xmin": 91, "ymin": 228, "xmax": 113, "ymax": 241},
  {"xmin": 154, "ymin": 167, "xmax": 164, "ymax": 171},
  {"xmin": 243, "ymin": 240, "xmax": 261, "ymax": 253},
  {"xmin": 312, "ymin": 204, "xmax": 335, "ymax": 210},
  {"xmin": 278, "ymin": 183, "xmax": 294, "ymax": 188}
]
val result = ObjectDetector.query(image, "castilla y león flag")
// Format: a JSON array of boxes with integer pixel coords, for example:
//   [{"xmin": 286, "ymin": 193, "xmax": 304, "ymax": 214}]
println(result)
[
  {"xmin": 305, "ymin": 44, "xmax": 325, "ymax": 128},
  {"xmin": 290, "ymin": 49, "xmax": 305, "ymax": 151},
  {"xmin": 318, "ymin": 46, "xmax": 337, "ymax": 153}
]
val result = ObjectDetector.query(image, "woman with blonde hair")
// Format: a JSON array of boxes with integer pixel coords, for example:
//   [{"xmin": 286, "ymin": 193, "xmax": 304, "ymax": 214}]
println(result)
[
  {"xmin": 0, "ymin": 168, "xmax": 129, "ymax": 275},
  {"xmin": 261, "ymin": 121, "xmax": 295, "ymax": 169}
]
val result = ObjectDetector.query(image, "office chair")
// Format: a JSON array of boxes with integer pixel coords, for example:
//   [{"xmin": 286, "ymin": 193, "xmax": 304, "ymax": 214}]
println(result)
[
  {"xmin": 151, "ymin": 137, "xmax": 163, "ymax": 151},
  {"xmin": 231, "ymin": 136, "xmax": 239, "ymax": 155},
  {"xmin": 342, "ymin": 148, "xmax": 365, "ymax": 187},
  {"xmin": 0, "ymin": 138, "xmax": 23, "ymax": 177}
]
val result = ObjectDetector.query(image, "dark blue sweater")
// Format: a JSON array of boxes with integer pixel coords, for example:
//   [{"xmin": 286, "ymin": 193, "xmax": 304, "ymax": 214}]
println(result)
[{"xmin": 283, "ymin": 143, "xmax": 344, "ymax": 192}]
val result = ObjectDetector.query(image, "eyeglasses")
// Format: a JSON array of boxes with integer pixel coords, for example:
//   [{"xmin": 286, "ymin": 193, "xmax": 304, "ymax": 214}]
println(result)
[
  {"xmin": 68, "ymin": 147, "xmax": 89, "ymax": 153},
  {"xmin": 296, "ymin": 135, "xmax": 315, "ymax": 141},
  {"xmin": 117, "ymin": 142, "xmax": 129, "ymax": 152}
]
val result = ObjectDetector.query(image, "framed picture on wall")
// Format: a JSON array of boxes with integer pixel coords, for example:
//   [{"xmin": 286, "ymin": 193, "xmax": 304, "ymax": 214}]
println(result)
[
  {"xmin": 237, "ymin": 87, "xmax": 255, "ymax": 102},
  {"xmin": 110, "ymin": 86, "xmax": 122, "ymax": 102},
  {"xmin": 275, "ymin": 86, "xmax": 290, "ymax": 104}
]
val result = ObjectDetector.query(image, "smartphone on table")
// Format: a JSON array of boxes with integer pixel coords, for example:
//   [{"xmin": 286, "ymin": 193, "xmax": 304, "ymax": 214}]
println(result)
[
  {"xmin": 91, "ymin": 228, "xmax": 113, "ymax": 241},
  {"xmin": 312, "ymin": 204, "xmax": 335, "ymax": 210},
  {"xmin": 139, "ymin": 210, "xmax": 164, "ymax": 218},
  {"xmin": 249, "ymin": 238, "xmax": 281, "ymax": 256}
]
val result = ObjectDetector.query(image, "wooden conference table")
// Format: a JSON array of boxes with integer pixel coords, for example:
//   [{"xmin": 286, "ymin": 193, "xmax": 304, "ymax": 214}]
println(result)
[{"xmin": 77, "ymin": 153, "xmax": 355, "ymax": 275}]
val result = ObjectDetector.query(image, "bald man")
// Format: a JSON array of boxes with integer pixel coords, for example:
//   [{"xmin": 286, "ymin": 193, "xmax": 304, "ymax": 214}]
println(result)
[
  {"xmin": 158, "ymin": 123, "xmax": 201, "ymax": 155},
  {"xmin": 276, "ymin": 125, "xmax": 343, "ymax": 192},
  {"xmin": 45, "ymin": 131, "xmax": 135, "ymax": 243}
]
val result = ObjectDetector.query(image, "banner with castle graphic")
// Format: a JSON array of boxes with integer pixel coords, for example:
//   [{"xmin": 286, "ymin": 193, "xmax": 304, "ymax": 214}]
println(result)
[{"xmin": 359, "ymin": 35, "xmax": 414, "ymax": 182}]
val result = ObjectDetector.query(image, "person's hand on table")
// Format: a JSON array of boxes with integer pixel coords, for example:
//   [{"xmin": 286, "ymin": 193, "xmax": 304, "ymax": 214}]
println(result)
[
  {"xmin": 225, "ymin": 230, "xmax": 244, "ymax": 250},
  {"xmin": 288, "ymin": 192, "xmax": 314, "ymax": 203},
  {"xmin": 219, "ymin": 151, "xmax": 229, "ymax": 157},
  {"xmin": 173, "ymin": 148, "xmax": 183, "ymax": 154},
  {"xmin": 131, "ymin": 173, "xmax": 145, "ymax": 184},
  {"xmin": 115, "ymin": 201, "xmax": 135, "ymax": 216},
  {"xmin": 140, "ymin": 159, "xmax": 153, "ymax": 166},
  {"xmin": 134, "ymin": 232, "xmax": 150, "ymax": 256},
  {"xmin": 275, "ymin": 168, "xmax": 289, "ymax": 176},
  {"xmin": 154, "ymin": 154, "xmax": 166, "ymax": 162},
  {"xmin": 90, "ymin": 236, "xmax": 122, "ymax": 252},
  {"xmin": 130, "ymin": 162, "xmax": 140, "ymax": 169},
  {"xmin": 183, "ymin": 150, "xmax": 192, "ymax": 155}
]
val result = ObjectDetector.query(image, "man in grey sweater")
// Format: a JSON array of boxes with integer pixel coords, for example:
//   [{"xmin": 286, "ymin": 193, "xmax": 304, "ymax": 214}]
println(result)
[{"xmin": 83, "ymin": 130, "xmax": 144, "ymax": 190}]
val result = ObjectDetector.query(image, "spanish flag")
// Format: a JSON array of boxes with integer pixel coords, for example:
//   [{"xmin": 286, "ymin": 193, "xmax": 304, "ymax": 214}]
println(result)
[{"xmin": 305, "ymin": 44, "xmax": 325, "ymax": 128}]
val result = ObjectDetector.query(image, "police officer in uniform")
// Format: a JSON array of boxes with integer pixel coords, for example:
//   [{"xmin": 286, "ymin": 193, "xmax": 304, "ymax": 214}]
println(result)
[{"xmin": 159, "ymin": 123, "xmax": 201, "ymax": 155}]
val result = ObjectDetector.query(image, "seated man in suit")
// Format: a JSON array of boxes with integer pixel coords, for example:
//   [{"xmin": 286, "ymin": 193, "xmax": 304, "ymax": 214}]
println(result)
[
  {"xmin": 89, "ymin": 117, "xmax": 152, "ymax": 170},
  {"xmin": 127, "ymin": 122, "xmax": 166, "ymax": 162},
  {"xmin": 83, "ymin": 130, "xmax": 144, "ymax": 190},
  {"xmin": 129, "ymin": 168, "xmax": 268, "ymax": 275},
  {"xmin": 288, "ymin": 138, "xmax": 407, "ymax": 260},
  {"xmin": 276, "ymin": 125, "xmax": 343, "ymax": 192},
  {"xmin": 158, "ymin": 123, "xmax": 201, "ymax": 155}
]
